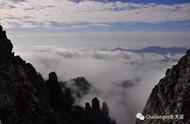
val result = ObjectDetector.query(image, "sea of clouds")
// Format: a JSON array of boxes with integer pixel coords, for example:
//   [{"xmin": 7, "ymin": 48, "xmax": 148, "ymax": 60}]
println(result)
[{"xmin": 13, "ymin": 46, "xmax": 184, "ymax": 124}]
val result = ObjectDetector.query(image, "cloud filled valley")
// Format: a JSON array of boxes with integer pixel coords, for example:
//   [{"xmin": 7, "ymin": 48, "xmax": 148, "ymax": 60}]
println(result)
[
  {"xmin": 1, "ymin": 0, "xmax": 190, "ymax": 123},
  {"xmin": 13, "ymin": 46, "xmax": 185, "ymax": 124}
]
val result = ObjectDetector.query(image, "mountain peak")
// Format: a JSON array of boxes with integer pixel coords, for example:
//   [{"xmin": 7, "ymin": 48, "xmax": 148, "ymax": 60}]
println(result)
[
  {"xmin": 0, "ymin": 25, "xmax": 13, "ymax": 61},
  {"xmin": 0, "ymin": 26, "xmax": 116, "ymax": 124},
  {"xmin": 186, "ymin": 49, "xmax": 190, "ymax": 56},
  {"xmin": 178, "ymin": 49, "xmax": 190, "ymax": 67},
  {"xmin": 0, "ymin": 25, "xmax": 2, "ymax": 32},
  {"xmin": 137, "ymin": 49, "xmax": 190, "ymax": 124}
]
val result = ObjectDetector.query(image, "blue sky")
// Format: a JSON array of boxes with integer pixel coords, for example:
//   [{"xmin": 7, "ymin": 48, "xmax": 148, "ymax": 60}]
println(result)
[
  {"xmin": 79, "ymin": 0, "xmax": 190, "ymax": 4},
  {"xmin": 112, "ymin": 0, "xmax": 189, "ymax": 4},
  {"xmin": 118, "ymin": 0, "xmax": 189, "ymax": 3}
]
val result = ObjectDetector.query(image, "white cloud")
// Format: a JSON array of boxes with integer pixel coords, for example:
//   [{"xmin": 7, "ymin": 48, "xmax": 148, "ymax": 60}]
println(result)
[
  {"xmin": 9, "ymin": 31, "xmax": 190, "ymax": 50},
  {"xmin": 1, "ymin": 0, "xmax": 190, "ymax": 28},
  {"xmin": 13, "ymin": 46, "xmax": 184, "ymax": 124}
]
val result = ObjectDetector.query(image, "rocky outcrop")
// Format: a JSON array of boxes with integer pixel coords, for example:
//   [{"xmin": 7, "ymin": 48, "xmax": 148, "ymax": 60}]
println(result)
[
  {"xmin": 63, "ymin": 77, "xmax": 92, "ymax": 100},
  {"xmin": 0, "ymin": 25, "xmax": 116, "ymax": 124},
  {"xmin": 137, "ymin": 50, "xmax": 190, "ymax": 124}
]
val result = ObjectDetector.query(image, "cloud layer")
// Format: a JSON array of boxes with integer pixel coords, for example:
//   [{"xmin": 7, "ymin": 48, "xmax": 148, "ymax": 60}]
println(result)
[
  {"xmin": 13, "ymin": 46, "xmax": 184, "ymax": 124},
  {"xmin": 8, "ymin": 31, "xmax": 190, "ymax": 50},
  {"xmin": 1, "ymin": 0, "xmax": 190, "ymax": 28}
]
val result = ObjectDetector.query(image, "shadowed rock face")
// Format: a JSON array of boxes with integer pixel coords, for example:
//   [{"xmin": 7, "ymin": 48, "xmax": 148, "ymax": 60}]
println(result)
[
  {"xmin": 63, "ymin": 77, "xmax": 92, "ymax": 100},
  {"xmin": 0, "ymin": 25, "xmax": 116, "ymax": 124},
  {"xmin": 137, "ymin": 50, "xmax": 190, "ymax": 124}
]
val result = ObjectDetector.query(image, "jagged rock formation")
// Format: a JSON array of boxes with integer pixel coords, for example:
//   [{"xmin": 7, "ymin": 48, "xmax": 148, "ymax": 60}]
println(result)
[
  {"xmin": 0, "ymin": 25, "xmax": 116, "ymax": 124},
  {"xmin": 136, "ymin": 50, "xmax": 190, "ymax": 124},
  {"xmin": 63, "ymin": 77, "xmax": 92, "ymax": 100}
]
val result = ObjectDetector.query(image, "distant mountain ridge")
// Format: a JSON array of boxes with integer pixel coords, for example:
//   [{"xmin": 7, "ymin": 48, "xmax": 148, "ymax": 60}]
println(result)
[{"xmin": 110, "ymin": 46, "xmax": 187, "ymax": 55}]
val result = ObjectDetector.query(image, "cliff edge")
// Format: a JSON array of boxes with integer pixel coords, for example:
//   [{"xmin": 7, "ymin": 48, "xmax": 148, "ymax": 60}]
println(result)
[
  {"xmin": 0, "ymin": 25, "xmax": 116, "ymax": 124},
  {"xmin": 137, "ymin": 49, "xmax": 190, "ymax": 124}
]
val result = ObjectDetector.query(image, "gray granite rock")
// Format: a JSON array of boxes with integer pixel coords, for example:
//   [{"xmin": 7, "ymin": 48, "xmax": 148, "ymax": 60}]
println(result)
[
  {"xmin": 137, "ymin": 49, "xmax": 190, "ymax": 124},
  {"xmin": 0, "ymin": 25, "xmax": 116, "ymax": 124}
]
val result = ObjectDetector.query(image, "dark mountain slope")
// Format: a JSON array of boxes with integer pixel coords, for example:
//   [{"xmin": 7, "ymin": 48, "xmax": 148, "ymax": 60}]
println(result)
[
  {"xmin": 136, "ymin": 49, "xmax": 190, "ymax": 124},
  {"xmin": 0, "ymin": 26, "xmax": 116, "ymax": 124}
]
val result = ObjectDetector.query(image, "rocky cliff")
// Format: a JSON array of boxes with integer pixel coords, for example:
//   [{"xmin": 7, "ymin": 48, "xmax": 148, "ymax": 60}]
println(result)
[
  {"xmin": 0, "ymin": 25, "xmax": 116, "ymax": 124},
  {"xmin": 136, "ymin": 49, "xmax": 190, "ymax": 124}
]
